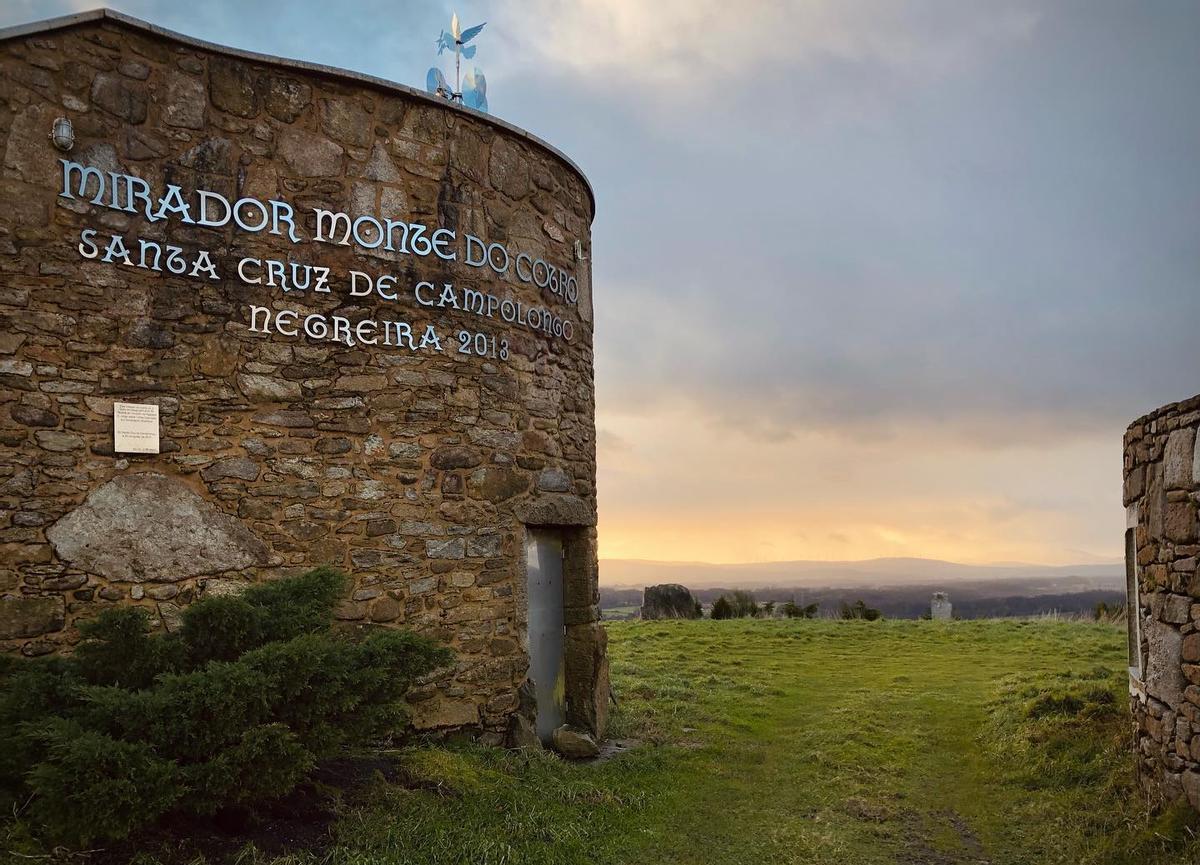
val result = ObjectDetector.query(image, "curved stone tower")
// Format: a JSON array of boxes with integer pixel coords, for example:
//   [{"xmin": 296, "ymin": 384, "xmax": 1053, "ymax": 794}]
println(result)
[
  {"xmin": 1124, "ymin": 394, "xmax": 1200, "ymax": 808},
  {"xmin": 0, "ymin": 9, "xmax": 606, "ymax": 744}
]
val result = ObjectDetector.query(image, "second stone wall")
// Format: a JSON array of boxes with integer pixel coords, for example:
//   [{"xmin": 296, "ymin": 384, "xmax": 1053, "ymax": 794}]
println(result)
[{"xmin": 1124, "ymin": 394, "xmax": 1200, "ymax": 809}]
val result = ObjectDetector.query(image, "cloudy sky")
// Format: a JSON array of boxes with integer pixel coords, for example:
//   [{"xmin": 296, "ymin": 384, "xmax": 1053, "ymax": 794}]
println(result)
[{"xmin": 6, "ymin": 1, "xmax": 1198, "ymax": 566}]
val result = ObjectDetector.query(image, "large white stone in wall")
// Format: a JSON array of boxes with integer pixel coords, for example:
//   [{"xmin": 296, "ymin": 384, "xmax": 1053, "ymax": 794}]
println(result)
[
  {"xmin": 47, "ymin": 472, "xmax": 269, "ymax": 582},
  {"xmin": 1164, "ymin": 428, "xmax": 1196, "ymax": 488},
  {"xmin": 1144, "ymin": 617, "xmax": 1186, "ymax": 708}
]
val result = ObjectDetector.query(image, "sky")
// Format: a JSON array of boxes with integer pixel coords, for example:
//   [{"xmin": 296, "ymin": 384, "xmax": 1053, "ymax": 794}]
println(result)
[{"xmin": 5, "ymin": 0, "xmax": 1199, "ymax": 567}]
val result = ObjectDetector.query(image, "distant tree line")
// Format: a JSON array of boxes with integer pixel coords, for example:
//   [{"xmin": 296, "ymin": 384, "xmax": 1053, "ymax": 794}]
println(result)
[
  {"xmin": 603, "ymin": 585, "xmax": 1125, "ymax": 620},
  {"xmin": 707, "ymin": 591, "xmax": 819, "ymax": 620}
]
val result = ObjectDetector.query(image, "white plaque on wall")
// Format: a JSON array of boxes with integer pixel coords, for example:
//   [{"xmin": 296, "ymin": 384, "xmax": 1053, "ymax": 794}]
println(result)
[{"xmin": 113, "ymin": 402, "xmax": 160, "ymax": 454}]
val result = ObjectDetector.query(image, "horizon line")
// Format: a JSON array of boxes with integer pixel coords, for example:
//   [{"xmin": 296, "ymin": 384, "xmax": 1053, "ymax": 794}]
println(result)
[{"xmin": 598, "ymin": 555, "xmax": 1124, "ymax": 568}]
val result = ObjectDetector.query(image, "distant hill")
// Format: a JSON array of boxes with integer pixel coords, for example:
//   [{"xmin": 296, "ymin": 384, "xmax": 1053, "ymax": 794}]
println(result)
[
  {"xmin": 599, "ymin": 557, "xmax": 1125, "ymax": 620},
  {"xmin": 600, "ymin": 557, "xmax": 1122, "ymax": 591}
]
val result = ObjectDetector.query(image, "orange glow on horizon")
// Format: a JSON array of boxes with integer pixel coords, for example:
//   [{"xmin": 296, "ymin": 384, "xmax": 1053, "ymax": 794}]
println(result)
[{"xmin": 594, "ymin": 408, "xmax": 1123, "ymax": 568}]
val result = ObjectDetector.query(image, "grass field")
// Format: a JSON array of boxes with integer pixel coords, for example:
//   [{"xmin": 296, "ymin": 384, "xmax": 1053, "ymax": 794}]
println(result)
[{"xmin": 11, "ymin": 619, "xmax": 1200, "ymax": 865}]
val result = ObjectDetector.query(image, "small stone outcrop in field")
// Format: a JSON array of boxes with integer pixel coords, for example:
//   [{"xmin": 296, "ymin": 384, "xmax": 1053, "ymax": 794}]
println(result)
[{"xmin": 641, "ymin": 584, "xmax": 700, "ymax": 620}]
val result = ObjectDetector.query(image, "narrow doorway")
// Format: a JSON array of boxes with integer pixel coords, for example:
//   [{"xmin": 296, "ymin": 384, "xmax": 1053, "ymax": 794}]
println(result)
[
  {"xmin": 525, "ymin": 529, "xmax": 566, "ymax": 744},
  {"xmin": 1125, "ymin": 519, "xmax": 1142, "ymax": 679}
]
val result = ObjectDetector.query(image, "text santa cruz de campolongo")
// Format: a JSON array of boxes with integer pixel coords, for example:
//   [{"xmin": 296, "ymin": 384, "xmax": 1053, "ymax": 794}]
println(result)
[{"xmin": 58, "ymin": 158, "xmax": 580, "ymax": 359}]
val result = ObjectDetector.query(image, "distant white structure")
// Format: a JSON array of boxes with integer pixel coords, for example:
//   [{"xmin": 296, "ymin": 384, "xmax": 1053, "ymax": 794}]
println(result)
[{"xmin": 931, "ymin": 592, "xmax": 952, "ymax": 621}]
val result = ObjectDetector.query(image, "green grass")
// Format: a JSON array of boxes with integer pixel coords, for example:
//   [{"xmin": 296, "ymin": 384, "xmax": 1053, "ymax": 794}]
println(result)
[
  {"xmin": 8, "ymin": 619, "xmax": 1200, "ymax": 864},
  {"xmin": 601, "ymin": 605, "xmax": 641, "ymax": 621}
]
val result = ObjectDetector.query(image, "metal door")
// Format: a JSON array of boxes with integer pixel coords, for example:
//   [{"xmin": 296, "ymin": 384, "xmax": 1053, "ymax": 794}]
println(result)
[{"xmin": 526, "ymin": 530, "xmax": 565, "ymax": 743}]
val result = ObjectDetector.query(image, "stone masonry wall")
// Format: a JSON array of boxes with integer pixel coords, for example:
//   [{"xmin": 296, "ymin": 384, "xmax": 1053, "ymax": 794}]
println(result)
[
  {"xmin": 0, "ymin": 12, "xmax": 605, "ymax": 742},
  {"xmin": 1124, "ymin": 393, "xmax": 1200, "ymax": 809}
]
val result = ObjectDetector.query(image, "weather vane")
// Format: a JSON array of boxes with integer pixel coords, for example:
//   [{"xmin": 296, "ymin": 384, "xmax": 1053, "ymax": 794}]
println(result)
[{"xmin": 426, "ymin": 13, "xmax": 488, "ymax": 113}]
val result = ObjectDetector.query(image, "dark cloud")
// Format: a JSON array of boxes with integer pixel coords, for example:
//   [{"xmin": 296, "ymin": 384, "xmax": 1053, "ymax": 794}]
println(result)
[
  {"xmin": 5, "ymin": 0, "xmax": 1197, "ymax": 451},
  {"xmin": 492, "ymin": 1, "xmax": 1200, "ymax": 446}
]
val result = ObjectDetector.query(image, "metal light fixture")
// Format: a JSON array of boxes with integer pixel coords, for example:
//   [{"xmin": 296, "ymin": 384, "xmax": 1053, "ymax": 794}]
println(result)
[{"xmin": 49, "ymin": 116, "xmax": 74, "ymax": 152}]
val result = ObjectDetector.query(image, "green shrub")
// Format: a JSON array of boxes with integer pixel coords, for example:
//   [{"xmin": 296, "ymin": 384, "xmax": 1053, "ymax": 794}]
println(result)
[
  {"xmin": 25, "ymin": 719, "xmax": 182, "ymax": 844},
  {"xmin": 73, "ymin": 606, "xmax": 184, "ymax": 689},
  {"xmin": 730, "ymin": 590, "xmax": 759, "ymax": 618},
  {"xmin": 780, "ymin": 600, "xmax": 818, "ymax": 619},
  {"xmin": 0, "ymin": 568, "xmax": 450, "ymax": 846},
  {"xmin": 710, "ymin": 596, "xmax": 734, "ymax": 619},
  {"xmin": 839, "ymin": 600, "xmax": 881, "ymax": 621}
]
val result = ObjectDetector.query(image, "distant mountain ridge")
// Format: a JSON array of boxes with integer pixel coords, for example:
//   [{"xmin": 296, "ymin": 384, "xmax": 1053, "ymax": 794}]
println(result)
[{"xmin": 599, "ymin": 556, "xmax": 1122, "ymax": 591}]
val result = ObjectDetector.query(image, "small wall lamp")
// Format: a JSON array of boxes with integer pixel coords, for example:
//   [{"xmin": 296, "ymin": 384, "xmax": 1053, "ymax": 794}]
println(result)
[{"xmin": 50, "ymin": 117, "xmax": 75, "ymax": 152}]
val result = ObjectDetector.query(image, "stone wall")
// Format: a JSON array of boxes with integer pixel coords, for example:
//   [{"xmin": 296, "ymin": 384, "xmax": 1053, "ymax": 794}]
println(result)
[
  {"xmin": 0, "ymin": 10, "xmax": 606, "ymax": 743},
  {"xmin": 1124, "ymin": 393, "xmax": 1200, "ymax": 808}
]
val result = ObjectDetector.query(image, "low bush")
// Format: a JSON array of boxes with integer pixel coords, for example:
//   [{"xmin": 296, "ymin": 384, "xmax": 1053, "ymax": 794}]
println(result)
[
  {"xmin": 780, "ymin": 600, "xmax": 818, "ymax": 619},
  {"xmin": 839, "ymin": 600, "xmax": 881, "ymax": 621},
  {"xmin": 0, "ymin": 568, "xmax": 450, "ymax": 846},
  {"xmin": 709, "ymin": 592, "xmax": 760, "ymax": 619},
  {"xmin": 729, "ymin": 590, "xmax": 759, "ymax": 618}
]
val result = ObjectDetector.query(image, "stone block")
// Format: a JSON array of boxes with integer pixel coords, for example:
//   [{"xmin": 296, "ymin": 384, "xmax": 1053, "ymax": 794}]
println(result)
[
  {"xmin": 537, "ymin": 467, "xmax": 571, "ymax": 492},
  {"xmin": 125, "ymin": 320, "xmax": 176, "ymax": 349},
  {"xmin": 409, "ymin": 576, "xmax": 438, "ymax": 595},
  {"xmin": 1165, "ymin": 429, "xmax": 1197, "ymax": 488},
  {"xmin": 468, "ymin": 466, "xmax": 531, "ymax": 503},
  {"xmin": 201, "ymin": 578, "xmax": 248, "ymax": 597},
  {"xmin": 431, "ymin": 446, "xmax": 483, "ymax": 470},
  {"xmin": 335, "ymin": 374, "xmax": 388, "ymax": 392},
  {"xmin": 410, "ymin": 697, "xmax": 479, "ymax": 730},
  {"xmin": 362, "ymin": 142, "xmax": 401, "ymax": 182},
  {"xmin": 11, "ymin": 405, "xmax": 57, "ymax": 427},
  {"xmin": 163, "ymin": 71, "xmax": 206, "ymax": 129},
  {"xmin": 1166, "ymin": 501, "xmax": 1198, "ymax": 543},
  {"xmin": 489, "ymin": 137, "xmax": 531, "ymax": 199},
  {"xmin": 366, "ymin": 519, "xmax": 396, "ymax": 537},
  {"xmin": 252, "ymin": 409, "xmax": 313, "ymax": 428},
  {"xmin": 1146, "ymin": 618, "xmax": 1186, "ymax": 708},
  {"xmin": 321, "ymin": 98, "xmax": 373, "ymax": 147},
  {"xmin": 209, "ymin": 61, "xmax": 259, "ymax": 117},
  {"xmin": 42, "ymin": 574, "xmax": 86, "ymax": 592},
  {"xmin": 508, "ymin": 712, "xmax": 540, "ymax": 750},
  {"xmin": 35, "ymin": 430, "xmax": 82, "ymax": 452},
  {"xmin": 265, "ymin": 76, "xmax": 311, "ymax": 122},
  {"xmin": 1185, "ymin": 771, "xmax": 1200, "ymax": 811},
  {"xmin": 201, "ymin": 457, "xmax": 260, "ymax": 483},
  {"xmin": 1164, "ymin": 594, "xmax": 1193, "ymax": 625},
  {"xmin": 1184, "ymin": 634, "xmax": 1200, "ymax": 664},
  {"xmin": 516, "ymin": 494, "xmax": 595, "ymax": 527},
  {"xmin": 370, "ymin": 596, "xmax": 402, "ymax": 622},
  {"xmin": 467, "ymin": 533, "xmax": 502, "ymax": 558},
  {"xmin": 4, "ymin": 102, "xmax": 57, "ymax": 184},
  {"xmin": 91, "ymin": 72, "xmax": 147, "ymax": 122},
  {"xmin": 551, "ymin": 724, "xmax": 599, "ymax": 759},
  {"xmin": 316, "ymin": 437, "xmax": 352, "ymax": 455},
  {"xmin": 237, "ymin": 373, "xmax": 301, "ymax": 401},
  {"xmin": 277, "ymin": 128, "xmax": 343, "ymax": 176},
  {"xmin": 0, "ymin": 596, "xmax": 64, "ymax": 640},
  {"xmin": 1125, "ymin": 465, "xmax": 1145, "ymax": 504},
  {"xmin": 565, "ymin": 621, "xmax": 609, "ymax": 737},
  {"xmin": 426, "ymin": 538, "xmax": 466, "ymax": 559},
  {"xmin": 47, "ymin": 473, "xmax": 269, "ymax": 582}
]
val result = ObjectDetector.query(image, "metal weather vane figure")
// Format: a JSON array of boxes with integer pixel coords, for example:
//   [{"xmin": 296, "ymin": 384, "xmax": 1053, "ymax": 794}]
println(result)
[{"xmin": 426, "ymin": 13, "xmax": 488, "ymax": 113}]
